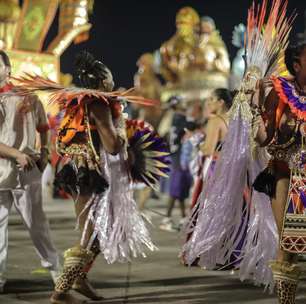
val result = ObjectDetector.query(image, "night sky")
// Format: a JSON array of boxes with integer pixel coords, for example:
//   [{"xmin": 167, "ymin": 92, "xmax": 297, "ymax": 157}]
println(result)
[{"xmin": 54, "ymin": 0, "xmax": 306, "ymax": 88}]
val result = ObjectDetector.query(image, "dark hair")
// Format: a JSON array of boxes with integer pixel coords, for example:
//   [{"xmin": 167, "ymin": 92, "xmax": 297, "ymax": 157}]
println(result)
[
  {"xmin": 185, "ymin": 120, "xmax": 200, "ymax": 131},
  {"xmin": 284, "ymin": 41, "xmax": 306, "ymax": 76},
  {"xmin": 74, "ymin": 51, "xmax": 112, "ymax": 89},
  {"xmin": 0, "ymin": 50, "xmax": 11, "ymax": 69},
  {"xmin": 167, "ymin": 95, "xmax": 183, "ymax": 110},
  {"xmin": 213, "ymin": 88, "xmax": 233, "ymax": 109}
]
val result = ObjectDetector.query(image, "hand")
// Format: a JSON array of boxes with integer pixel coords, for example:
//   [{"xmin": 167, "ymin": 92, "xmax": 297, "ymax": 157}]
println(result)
[
  {"xmin": 248, "ymin": 79, "xmax": 262, "ymax": 108},
  {"xmin": 15, "ymin": 152, "xmax": 36, "ymax": 171},
  {"xmin": 254, "ymin": 78, "xmax": 267, "ymax": 108}
]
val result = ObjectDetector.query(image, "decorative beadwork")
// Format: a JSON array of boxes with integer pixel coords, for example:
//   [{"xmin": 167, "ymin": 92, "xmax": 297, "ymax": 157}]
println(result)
[{"xmin": 56, "ymin": 104, "xmax": 101, "ymax": 173}]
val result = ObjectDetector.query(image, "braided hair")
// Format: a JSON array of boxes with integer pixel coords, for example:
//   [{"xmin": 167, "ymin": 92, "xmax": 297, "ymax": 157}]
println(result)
[
  {"xmin": 75, "ymin": 51, "xmax": 114, "ymax": 90},
  {"xmin": 284, "ymin": 41, "xmax": 306, "ymax": 76}
]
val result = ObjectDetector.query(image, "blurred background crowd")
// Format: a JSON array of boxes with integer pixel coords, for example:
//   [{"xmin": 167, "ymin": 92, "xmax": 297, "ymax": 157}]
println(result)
[{"xmin": 0, "ymin": 0, "xmax": 305, "ymax": 232}]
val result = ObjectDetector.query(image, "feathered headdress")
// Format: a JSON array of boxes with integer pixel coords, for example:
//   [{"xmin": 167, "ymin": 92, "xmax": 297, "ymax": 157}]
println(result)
[
  {"xmin": 244, "ymin": 0, "xmax": 295, "ymax": 78},
  {"xmin": 182, "ymin": 0, "xmax": 295, "ymax": 291},
  {"xmin": 12, "ymin": 73, "xmax": 158, "ymax": 109},
  {"xmin": 11, "ymin": 50, "xmax": 159, "ymax": 109},
  {"xmin": 74, "ymin": 50, "xmax": 113, "ymax": 89}
]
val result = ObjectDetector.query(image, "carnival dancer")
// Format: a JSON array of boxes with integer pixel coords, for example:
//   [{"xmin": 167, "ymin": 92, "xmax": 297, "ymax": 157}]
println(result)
[
  {"xmin": 190, "ymin": 89, "xmax": 233, "ymax": 210},
  {"xmin": 182, "ymin": 89, "xmax": 233, "ymax": 264},
  {"xmin": 252, "ymin": 40, "xmax": 306, "ymax": 304},
  {"xmin": 14, "ymin": 51, "xmax": 169, "ymax": 304},
  {"xmin": 182, "ymin": 1, "xmax": 304, "ymax": 303},
  {"xmin": 0, "ymin": 50, "xmax": 60, "ymax": 292}
]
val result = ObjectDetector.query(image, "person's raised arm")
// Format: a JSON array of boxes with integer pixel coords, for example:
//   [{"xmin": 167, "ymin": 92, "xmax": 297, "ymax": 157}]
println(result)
[
  {"xmin": 89, "ymin": 101, "xmax": 123, "ymax": 155},
  {"xmin": 253, "ymin": 86, "xmax": 279, "ymax": 147}
]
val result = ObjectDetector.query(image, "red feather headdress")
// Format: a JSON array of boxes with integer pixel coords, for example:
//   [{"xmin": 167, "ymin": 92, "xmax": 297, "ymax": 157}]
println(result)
[
  {"xmin": 245, "ymin": 0, "xmax": 295, "ymax": 78},
  {"xmin": 12, "ymin": 73, "xmax": 159, "ymax": 109}
]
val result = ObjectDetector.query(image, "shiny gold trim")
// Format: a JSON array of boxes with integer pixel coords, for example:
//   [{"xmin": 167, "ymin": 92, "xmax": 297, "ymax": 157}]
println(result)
[
  {"xmin": 269, "ymin": 260, "xmax": 301, "ymax": 282},
  {"xmin": 47, "ymin": 23, "xmax": 92, "ymax": 56},
  {"xmin": 64, "ymin": 246, "xmax": 93, "ymax": 261}
]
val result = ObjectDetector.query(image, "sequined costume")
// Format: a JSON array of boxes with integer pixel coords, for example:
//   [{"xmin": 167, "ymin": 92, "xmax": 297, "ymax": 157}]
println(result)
[{"xmin": 255, "ymin": 75, "xmax": 306, "ymax": 303}]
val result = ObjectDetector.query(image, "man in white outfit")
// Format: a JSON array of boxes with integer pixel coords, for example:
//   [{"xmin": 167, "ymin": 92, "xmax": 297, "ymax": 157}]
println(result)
[{"xmin": 0, "ymin": 50, "xmax": 60, "ymax": 292}]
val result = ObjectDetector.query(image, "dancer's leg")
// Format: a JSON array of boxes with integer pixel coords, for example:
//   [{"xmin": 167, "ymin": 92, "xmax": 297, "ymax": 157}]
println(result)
[
  {"xmin": 138, "ymin": 187, "xmax": 152, "ymax": 211},
  {"xmin": 50, "ymin": 194, "xmax": 94, "ymax": 304},
  {"xmin": 72, "ymin": 238, "xmax": 102, "ymax": 300},
  {"xmin": 270, "ymin": 176, "xmax": 300, "ymax": 304},
  {"xmin": 71, "ymin": 196, "xmax": 103, "ymax": 300}
]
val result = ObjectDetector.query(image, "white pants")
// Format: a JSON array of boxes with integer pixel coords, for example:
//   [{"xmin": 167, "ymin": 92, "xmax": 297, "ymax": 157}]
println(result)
[{"xmin": 0, "ymin": 182, "xmax": 59, "ymax": 287}]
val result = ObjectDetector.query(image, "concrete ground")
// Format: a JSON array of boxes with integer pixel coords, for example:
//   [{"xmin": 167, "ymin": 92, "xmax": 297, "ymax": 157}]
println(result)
[{"xmin": 0, "ymin": 192, "xmax": 305, "ymax": 304}]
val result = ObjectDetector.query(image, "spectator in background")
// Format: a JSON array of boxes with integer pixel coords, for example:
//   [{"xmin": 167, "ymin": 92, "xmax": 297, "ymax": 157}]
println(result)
[
  {"xmin": 159, "ymin": 96, "xmax": 195, "ymax": 231},
  {"xmin": 0, "ymin": 50, "xmax": 60, "ymax": 292}
]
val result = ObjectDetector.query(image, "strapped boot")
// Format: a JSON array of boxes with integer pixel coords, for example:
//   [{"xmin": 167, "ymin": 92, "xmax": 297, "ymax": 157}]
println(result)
[
  {"xmin": 72, "ymin": 241, "xmax": 103, "ymax": 301},
  {"xmin": 270, "ymin": 260, "xmax": 302, "ymax": 304},
  {"xmin": 50, "ymin": 246, "xmax": 93, "ymax": 304}
]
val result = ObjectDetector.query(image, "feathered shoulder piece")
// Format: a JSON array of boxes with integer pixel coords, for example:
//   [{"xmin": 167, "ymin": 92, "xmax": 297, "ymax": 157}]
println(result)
[
  {"xmin": 229, "ymin": 0, "xmax": 295, "ymax": 158},
  {"xmin": 272, "ymin": 76, "xmax": 306, "ymax": 121},
  {"xmin": 126, "ymin": 119, "xmax": 170, "ymax": 189},
  {"xmin": 12, "ymin": 73, "xmax": 159, "ymax": 109}
]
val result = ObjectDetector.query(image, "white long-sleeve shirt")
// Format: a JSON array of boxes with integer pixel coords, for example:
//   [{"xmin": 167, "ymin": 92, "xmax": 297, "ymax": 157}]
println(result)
[{"xmin": 0, "ymin": 90, "xmax": 47, "ymax": 189}]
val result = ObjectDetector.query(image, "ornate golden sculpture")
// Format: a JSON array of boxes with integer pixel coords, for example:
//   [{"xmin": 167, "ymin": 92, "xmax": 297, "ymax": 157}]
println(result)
[
  {"xmin": 159, "ymin": 7, "xmax": 200, "ymax": 86},
  {"xmin": 198, "ymin": 16, "xmax": 230, "ymax": 89},
  {"xmin": 157, "ymin": 8, "xmax": 230, "ymax": 102}
]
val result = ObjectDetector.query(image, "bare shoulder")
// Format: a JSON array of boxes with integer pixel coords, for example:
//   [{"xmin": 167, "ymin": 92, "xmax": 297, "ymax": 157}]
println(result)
[{"xmin": 207, "ymin": 115, "xmax": 225, "ymax": 127}]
